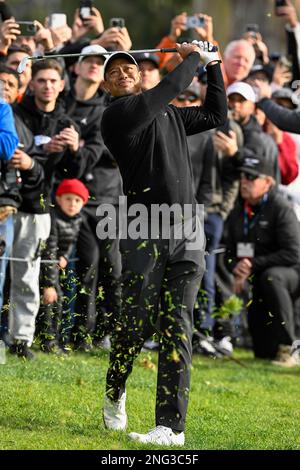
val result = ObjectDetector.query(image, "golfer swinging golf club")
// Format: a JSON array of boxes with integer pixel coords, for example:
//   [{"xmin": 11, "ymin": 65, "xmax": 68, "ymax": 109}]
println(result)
[{"xmin": 100, "ymin": 40, "xmax": 227, "ymax": 447}]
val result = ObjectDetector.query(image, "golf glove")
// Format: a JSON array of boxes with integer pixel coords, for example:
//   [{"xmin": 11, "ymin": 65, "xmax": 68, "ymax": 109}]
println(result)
[{"xmin": 192, "ymin": 40, "xmax": 221, "ymax": 68}]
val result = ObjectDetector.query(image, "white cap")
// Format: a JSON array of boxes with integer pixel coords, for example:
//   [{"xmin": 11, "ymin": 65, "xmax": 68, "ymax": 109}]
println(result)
[
  {"xmin": 78, "ymin": 45, "xmax": 109, "ymax": 63},
  {"xmin": 103, "ymin": 51, "xmax": 138, "ymax": 77},
  {"xmin": 226, "ymin": 81, "xmax": 256, "ymax": 102}
]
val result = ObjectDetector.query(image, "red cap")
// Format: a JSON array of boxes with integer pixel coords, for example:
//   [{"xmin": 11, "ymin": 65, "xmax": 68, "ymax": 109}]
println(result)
[{"xmin": 56, "ymin": 179, "xmax": 89, "ymax": 204}]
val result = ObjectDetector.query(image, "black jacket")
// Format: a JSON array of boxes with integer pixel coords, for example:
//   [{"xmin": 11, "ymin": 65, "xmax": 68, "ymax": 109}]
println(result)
[
  {"xmin": 225, "ymin": 188, "xmax": 300, "ymax": 275},
  {"xmin": 101, "ymin": 54, "xmax": 227, "ymax": 209},
  {"xmin": 61, "ymin": 88, "xmax": 122, "ymax": 204},
  {"xmin": 41, "ymin": 205, "xmax": 82, "ymax": 287},
  {"xmin": 188, "ymin": 131, "xmax": 213, "ymax": 208},
  {"xmin": 258, "ymin": 98, "xmax": 300, "ymax": 135},
  {"xmin": 13, "ymin": 96, "xmax": 78, "ymax": 213},
  {"xmin": 236, "ymin": 116, "xmax": 280, "ymax": 183}
]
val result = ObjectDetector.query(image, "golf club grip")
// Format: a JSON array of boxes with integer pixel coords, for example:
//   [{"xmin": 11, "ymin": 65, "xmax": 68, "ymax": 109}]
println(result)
[{"xmin": 161, "ymin": 45, "xmax": 219, "ymax": 53}]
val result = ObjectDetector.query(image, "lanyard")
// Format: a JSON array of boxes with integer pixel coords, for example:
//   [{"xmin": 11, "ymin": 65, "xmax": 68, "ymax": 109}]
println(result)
[{"xmin": 243, "ymin": 192, "xmax": 268, "ymax": 237}]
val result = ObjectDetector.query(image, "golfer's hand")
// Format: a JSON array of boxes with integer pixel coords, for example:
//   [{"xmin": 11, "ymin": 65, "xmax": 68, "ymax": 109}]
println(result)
[
  {"xmin": 175, "ymin": 41, "xmax": 202, "ymax": 60},
  {"xmin": 191, "ymin": 40, "xmax": 220, "ymax": 67}
]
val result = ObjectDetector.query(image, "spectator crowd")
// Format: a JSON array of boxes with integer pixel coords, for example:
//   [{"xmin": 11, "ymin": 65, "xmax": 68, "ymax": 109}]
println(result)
[{"xmin": 1, "ymin": 0, "xmax": 300, "ymax": 372}]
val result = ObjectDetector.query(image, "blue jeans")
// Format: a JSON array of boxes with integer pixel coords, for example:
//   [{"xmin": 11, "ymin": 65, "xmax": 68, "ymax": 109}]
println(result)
[
  {"xmin": 200, "ymin": 213, "xmax": 224, "ymax": 331},
  {"xmin": 0, "ymin": 215, "xmax": 14, "ymax": 333}
]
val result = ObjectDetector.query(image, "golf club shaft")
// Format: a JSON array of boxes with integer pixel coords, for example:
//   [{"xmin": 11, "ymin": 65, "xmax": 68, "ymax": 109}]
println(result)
[{"xmin": 27, "ymin": 45, "xmax": 218, "ymax": 62}]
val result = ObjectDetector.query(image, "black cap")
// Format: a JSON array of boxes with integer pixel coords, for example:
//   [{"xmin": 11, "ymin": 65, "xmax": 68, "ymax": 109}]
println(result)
[
  {"xmin": 133, "ymin": 52, "xmax": 160, "ymax": 68},
  {"xmin": 239, "ymin": 150, "xmax": 274, "ymax": 177},
  {"xmin": 248, "ymin": 64, "xmax": 273, "ymax": 83}
]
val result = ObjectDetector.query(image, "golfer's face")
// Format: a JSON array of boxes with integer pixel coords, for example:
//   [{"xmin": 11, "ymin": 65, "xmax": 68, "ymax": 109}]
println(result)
[{"xmin": 104, "ymin": 59, "xmax": 142, "ymax": 97}]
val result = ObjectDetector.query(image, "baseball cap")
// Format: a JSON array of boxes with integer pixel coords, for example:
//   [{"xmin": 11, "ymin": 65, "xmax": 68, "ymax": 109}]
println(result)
[
  {"xmin": 272, "ymin": 87, "xmax": 298, "ymax": 108},
  {"xmin": 103, "ymin": 51, "xmax": 138, "ymax": 77},
  {"xmin": 238, "ymin": 151, "xmax": 274, "ymax": 178},
  {"xmin": 226, "ymin": 81, "xmax": 256, "ymax": 102},
  {"xmin": 78, "ymin": 45, "xmax": 109, "ymax": 63},
  {"xmin": 133, "ymin": 52, "xmax": 159, "ymax": 68},
  {"xmin": 56, "ymin": 179, "xmax": 89, "ymax": 203},
  {"xmin": 248, "ymin": 64, "xmax": 273, "ymax": 83}
]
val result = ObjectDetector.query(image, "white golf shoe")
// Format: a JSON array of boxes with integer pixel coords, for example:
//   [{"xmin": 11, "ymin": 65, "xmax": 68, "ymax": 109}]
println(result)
[
  {"xmin": 128, "ymin": 425, "xmax": 185, "ymax": 446},
  {"xmin": 103, "ymin": 391, "xmax": 127, "ymax": 431}
]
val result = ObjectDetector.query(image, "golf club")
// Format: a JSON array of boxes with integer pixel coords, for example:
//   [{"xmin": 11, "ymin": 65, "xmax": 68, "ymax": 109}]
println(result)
[{"xmin": 17, "ymin": 43, "xmax": 219, "ymax": 73}]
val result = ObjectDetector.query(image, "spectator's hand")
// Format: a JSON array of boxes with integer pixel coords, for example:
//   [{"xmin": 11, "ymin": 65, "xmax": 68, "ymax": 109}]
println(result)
[
  {"xmin": 169, "ymin": 12, "xmax": 187, "ymax": 42},
  {"xmin": 213, "ymin": 130, "xmax": 238, "ymax": 156},
  {"xmin": 43, "ymin": 136, "xmax": 66, "ymax": 154},
  {"xmin": 0, "ymin": 18, "xmax": 20, "ymax": 54},
  {"xmin": 265, "ymin": 119, "xmax": 283, "ymax": 144},
  {"xmin": 49, "ymin": 23, "xmax": 72, "ymax": 48},
  {"xmin": 10, "ymin": 149, "xmax": 33, "ymax": 170},
  {"xmin": 233, "ymin": 277, "xmax": 246, "ymax": 294},
  {"xmin": 253, "ymin": 78, "xmax": 272, "ymax": 100},
  {"xmin": 58, "ymin": 126, "xmax": 80, "ymax": 153},
  {"xmin": 34, "ymin": 20, "xmax": 54, "ymax": 51},
  {"xmin": 58, "ymin": 256, "xmax": 68, "ymax": 269},
  {"xmin": 194, "ymin": 14, "xmax": 214, "ymax": 42},
  {"xmin": 272, "ymin": 61, "xmax": 292, "ymax": 87},
  {"xmin": 93, "ymin": 26, "xmax": 132, "ymax": 51},
  {"xmin": 43, "ymin": 287, "xmax": 58, "ymax": 305},
  {"xmin": 79, "ymin": 7, "xmax": 104, "ymax": 36},
  {"xmin": 243, "ymin": 32, "xmax": 269, "ymax": 64},
  {"xmin": 233, "ymin": 258, "xmax": 252, "ymax": 278},
  {"xmin": 276, "ymin": 0, "xmax": 298, "ymax": 28}
]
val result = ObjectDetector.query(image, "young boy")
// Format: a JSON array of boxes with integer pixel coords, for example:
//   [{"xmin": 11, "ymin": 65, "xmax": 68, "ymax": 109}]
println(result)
[{"xmin": 39, "ymin": 179, "xmax": 89, "ymax": 353}]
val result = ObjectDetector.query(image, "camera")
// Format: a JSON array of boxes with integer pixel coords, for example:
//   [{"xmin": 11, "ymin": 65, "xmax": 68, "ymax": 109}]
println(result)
[
  {"xmin": 79, "ymin": 0, "xmax": 93, "ymax": 20},
  {"xmin": 17, "ymin": 21, "xmax": 37, "ymax": 37},
  {"xmin": 186, "ymin": 15, "xmax": 205, "ymax": 30},
  {"xmin": 245, "ymin": 23, "xmax": 260, "ymax": 39},
  {"xmin": 109, "ymin": 18, "xmax": 125, "ymax": 28}
]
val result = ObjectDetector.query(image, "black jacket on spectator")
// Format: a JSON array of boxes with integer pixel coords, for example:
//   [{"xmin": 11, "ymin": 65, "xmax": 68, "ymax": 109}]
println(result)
[
  {"xmin": 188, "ymin": 131, "xmax": 213, "ymax": 208},
  {"xmin": 237, "ymin": 116, "xmax": 280, "ymax": 183},
  {"xmin": 258, "ymin": 98, "xmax": 300, "ymax": 134},
  {"xmin": 61, "ymin": 88, "xmax": 122, "ymax": 204},
  {"xmin": 225, "ymin": 188, "xmax": 300, "ymax": 275},
  {"xmin": 13, "ymin": 96, "xmax": 78, "ymax": 212},
  {"xmin": 13, "ymin": 113, "xmax": 45, "ymax": 213},
  {"xmin": 41, "ymin": 205, "xmax": 82, "ymax": 288},
  {"xmin": 101, "ymin": 54, "xmax": 227, "ymax": 209}
]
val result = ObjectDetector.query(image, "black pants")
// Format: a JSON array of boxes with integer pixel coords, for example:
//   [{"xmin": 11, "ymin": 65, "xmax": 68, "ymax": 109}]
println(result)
[
  {"xmin": 248, "ymin": 266, "xmax": 300, "ymax": 359},
  {"xmin": 72, "ymin": 204, "xmax": 122, "ymax": 343},
  {"xmin": 106, "ymin": 218, "xmax": 205, "ymax": 432}
]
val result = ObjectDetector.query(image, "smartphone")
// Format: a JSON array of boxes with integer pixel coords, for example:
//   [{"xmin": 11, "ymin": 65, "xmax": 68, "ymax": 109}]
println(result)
[
  {"xmin": 109, "ymin": 18, "xmax": 125, "ymax": 28},
  {"xmin": 79, "ymin": 0, "xmax": 93, "ymax": 20},
  {"xmin": 49, "ymin": 13, "xmax": 67, "ymax": 29},
  {"xmin": 217, "ymin": 119, "xmax": 231, "ymax": 136},
  {"xmin": 17, "ymin": 21, "xmax": 37, "ymax": 36},
  {"xmin": 275, "ymin": 0, "xmax": 287, "ymax": 7},
  {"xmin": 186, "ymin": 15, "xmax": 205, "ymax": 29}
]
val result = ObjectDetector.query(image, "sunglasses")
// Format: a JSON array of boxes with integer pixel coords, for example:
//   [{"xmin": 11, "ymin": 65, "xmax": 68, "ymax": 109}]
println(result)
[
  {"xmin": 240, "ymin": 172, "xmax": 263, "ymax": 181},
  {"xmin": 177, "ymin": 94, "xmax": 198, "ymax": 102}
]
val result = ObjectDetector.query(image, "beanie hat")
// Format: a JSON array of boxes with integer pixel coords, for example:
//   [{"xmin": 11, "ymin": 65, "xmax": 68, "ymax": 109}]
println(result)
[{"xmin": 56, "ymin": 179, "xmax": 89, "ymax": 204}]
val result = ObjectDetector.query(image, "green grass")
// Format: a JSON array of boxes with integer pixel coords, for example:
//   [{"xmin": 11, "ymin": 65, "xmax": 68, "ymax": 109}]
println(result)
[{"xmin": 0, "ymin": 348, "xmax": 300, "ymax": 450}]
